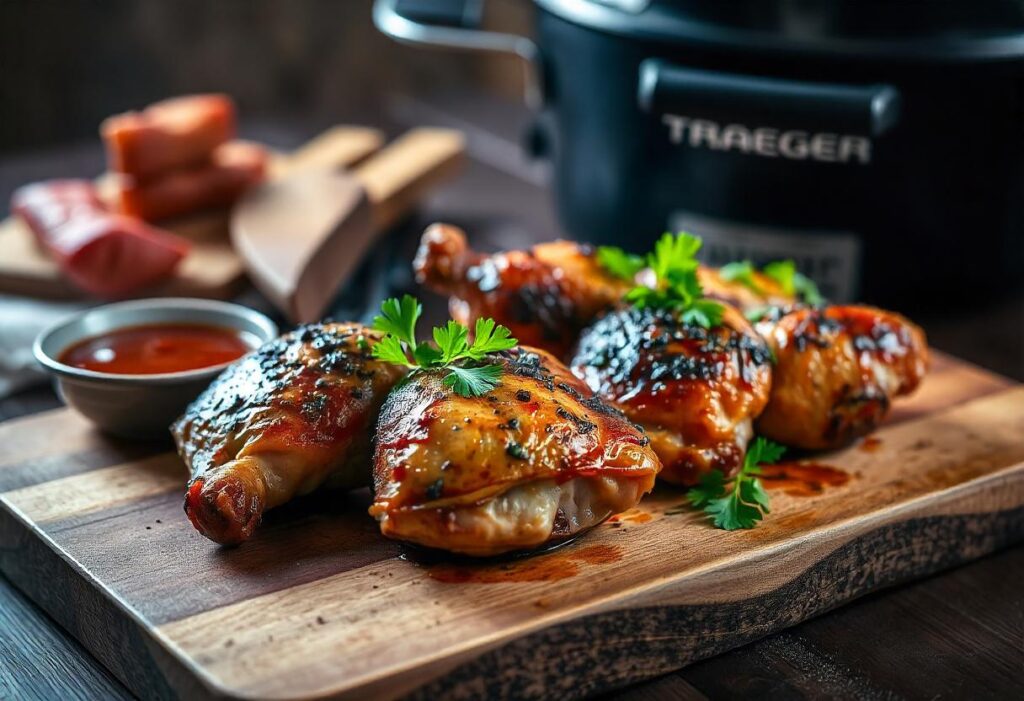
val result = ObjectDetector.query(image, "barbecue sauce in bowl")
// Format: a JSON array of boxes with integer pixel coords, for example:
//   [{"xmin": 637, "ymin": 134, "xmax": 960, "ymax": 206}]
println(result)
[{"xmin": 59, "ymin": 323, "xmax": 256, "ymax": 375}]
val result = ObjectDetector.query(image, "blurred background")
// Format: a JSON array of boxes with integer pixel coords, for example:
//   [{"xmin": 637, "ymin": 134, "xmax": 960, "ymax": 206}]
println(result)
[
  {"xmin": 0, "ymin": 0, "xmax": 1021, "ymax": 379},
  {"xmin": 0, "ymin": 0, "xmax": 531, "ymax": 149}
]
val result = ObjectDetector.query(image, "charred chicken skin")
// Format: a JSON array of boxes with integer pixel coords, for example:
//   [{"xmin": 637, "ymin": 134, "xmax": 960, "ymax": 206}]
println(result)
[
  {"xmin": 414, "ymin": 223, "xmax": 631, "ymax": 359},
  {"xmin": 571, "ymin": 304, "xmax": 773, "ymax": 486},
  {"xmin": 754, "ymin": 305, "xmax": 928, "ymax": 450},
  {"xmin": 414, "ymin": 228, "xmax": 930, "ymax": 457},
  {"xmin": 370, "ymin": 346, "xmax": 660, "ymax": 556},
  {"xmin": 172, "ymin": 323, "xmax": 406, "ymax": 545}
]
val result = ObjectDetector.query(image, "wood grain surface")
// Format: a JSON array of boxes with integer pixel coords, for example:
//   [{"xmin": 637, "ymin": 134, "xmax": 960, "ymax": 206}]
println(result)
[{"xmin": 0, "ymin": 353, "xmax": 1020, "ymax": 701}]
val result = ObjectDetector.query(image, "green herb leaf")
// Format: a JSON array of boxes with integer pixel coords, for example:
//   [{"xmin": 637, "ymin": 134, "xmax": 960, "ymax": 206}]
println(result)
[
  {"xmin": 762, "ymin": 260, "xmax": 796, "ymax": 295},
  {"xmin": 793, "ymin": 273, "xmax": 824, "ymax": 305},
  {"xmin": 704, "ymin": 479, "xmax": 766, "ymax": 530},
  {"xmin": 597, "ymin": 246, "xmax": 645, "ymax": 281},
  {"xmin": 443, "ymin": 363, "xmax": 503, "ymax": 397},
  {"xmin": 649, "ymin": 232, "xmax": 701, "ymax": 281},
  {"xmin": 680, "ymin": 298, "xmax": 725, "ymax": 328},
  {"xmin": 412, "ymin": 343, "xmax": 443, "ymax": 367},
  {"xmin": 744, "ymin": 435, "xmax": 786, "ymax": 471},
  {"xmin": 624, "ymin": 285, "xmax": 659, "ymax": 307},
  {"xmin": 686, "ymin": 470, "xmax": 726, "ymax": 509},
  {"xmin": 370, "ymin": 296, "xmax": 518, "ymax": 398},
  {"xmin": 372, "ymin": 295, "xmax": 421, "ymax": 350},
  {"xmin": 762, "ymin": 260, "xmax": 824, "ymax": 305},
  {"xmin": 719, "ymin": 260, "xmax": 762, "ymax": 294},
  {"xmin": 468, "ymin": 317, "xmax": 517, "ymax": 358},
  {"xmin": 372, "ymin": 335, "xmax": 413, "ymax": 367},
  {"xmin": 434, "ymin": 319, "xmax": 470, "ymax": 364},
  {"xmin": 684, "ymin": 436, "xmax": 785, "ymax": 530},
  {"xmin": 620, "ymin": 232, "xmax": 725, "ymax": 329}
]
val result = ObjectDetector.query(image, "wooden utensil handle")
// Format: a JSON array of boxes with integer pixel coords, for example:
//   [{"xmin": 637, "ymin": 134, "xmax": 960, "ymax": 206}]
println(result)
[
  {"xmin": 271, "ymin": 126, "xmax": 385, "ymax": 179},
  {"xmin": 354, "ymin": 128, "xmax": 466, "ymax": 231}
]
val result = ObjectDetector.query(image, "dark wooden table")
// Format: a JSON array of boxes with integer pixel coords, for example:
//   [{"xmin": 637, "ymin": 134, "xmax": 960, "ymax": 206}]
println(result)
[{"xmin": 1, "ymin": 98, "xmax": 1022, "ymax": 701}]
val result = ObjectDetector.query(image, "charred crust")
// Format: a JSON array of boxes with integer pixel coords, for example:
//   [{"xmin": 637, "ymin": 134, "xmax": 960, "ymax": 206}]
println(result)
[
  {"xmin": 300, "ymin": 393, "xmax": 328, "ymax": 422},
  {"xmin": 507, "ymin": 283, "xmax": 577, "ymax": 343},
  {"xmin": 174, "ymin": 322, "xmax": 390, "ymax": 474},
  {"xmin": 500, "ymin": 348, "xmax": 557, "ymax": 392},
  {"xmin": 555, "ymin": 406, "xmax": 598, "ymax": 434},
  {"xmin": 574, "ymin": 307, "xmax": 771, "ymax": 391}
]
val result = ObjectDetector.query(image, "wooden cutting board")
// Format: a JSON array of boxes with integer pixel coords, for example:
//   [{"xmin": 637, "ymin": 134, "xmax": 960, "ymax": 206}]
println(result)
[
  {"xmin": 0, "ymin": 127, "xmax": 385, "ymax": 300},
  {"xmin": 0, "ymin": 353, "xmax": 1020, "ymax": 701}
]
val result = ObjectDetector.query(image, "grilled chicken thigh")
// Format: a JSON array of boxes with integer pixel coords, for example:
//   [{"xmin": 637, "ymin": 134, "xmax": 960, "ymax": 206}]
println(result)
[
  {"xmin": 571, "ymin": 304, "xmax": 773, "ymax": 486},
  {"xmin": 754, "ymin": 305, "xmax": 928, "ymax": 450},
  {"xmin": 370, "ymin": 346, "xmax": 660, "ymax": 556},
  {"xmin": 172, "ymin": 323, "xmax": 407, "ymax": 544},
  {"xmin": 414, "ymin": 223, "xmax": 631, "ymax": 358},
  {"xmin": 415, "ymin": 229, "xmax": 929, "ymax": 462}
]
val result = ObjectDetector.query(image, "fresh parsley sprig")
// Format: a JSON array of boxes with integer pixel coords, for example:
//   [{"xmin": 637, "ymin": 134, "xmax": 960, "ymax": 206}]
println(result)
[
  {"xmin": 719, "ymin": 260, "xmax": 762, "ymax": 294},
  {"xmin": 371, "ymin": 295, "xmax": 517, "ymax": 397},
  {"xmin": 721, "ymin": 259, "xmax": 824, "ymax": 306},
  {"xmin": 598, "ymin": 232, "xmax": 725, "ymax": 328},
  {"xmin": 684, "ymin": 437, "xmax": 785, "ymax": 530},
  {"xmin": 596, "ymin": 247, "xmax": 644, "ymax": 281},
  {"xmin": 763, "ymin": 260, "xmax": 824, "ymax": 306}
]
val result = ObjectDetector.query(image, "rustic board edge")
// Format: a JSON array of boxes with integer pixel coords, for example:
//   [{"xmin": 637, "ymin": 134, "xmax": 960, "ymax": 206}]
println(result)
[
  {"xmin": 0, "ymin": 501, "xmax": 199, "ymax": 700},
  {"xmin": 408, "ymin": 507, "xmax": 1024, "ymax": 701},
  {"xmin": 304, "ymin": 463, "xmax": 1024, "ymax": 700},
  {"xmin": 2, "ymin": 487, "xmax": 1022, "ymax": 701}
]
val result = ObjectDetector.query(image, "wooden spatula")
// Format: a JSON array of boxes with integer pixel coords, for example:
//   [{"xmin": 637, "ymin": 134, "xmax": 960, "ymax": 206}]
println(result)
[{"xmin": 231, "ymin": 127, "xmax": 465, "ymax": 324}]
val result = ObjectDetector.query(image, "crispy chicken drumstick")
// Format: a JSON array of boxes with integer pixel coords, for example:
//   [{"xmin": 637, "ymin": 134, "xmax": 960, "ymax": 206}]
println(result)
[
  {"xmin": 172, "ymin": 323, "xmax": 406, "ymax": 544},
  {"xmin": 415, "ymin": 226, "xmax": 929, "ymax": 455},
  {"xmin": 414, "ymin": 223, "xmax": 631, "ymax": 358}
]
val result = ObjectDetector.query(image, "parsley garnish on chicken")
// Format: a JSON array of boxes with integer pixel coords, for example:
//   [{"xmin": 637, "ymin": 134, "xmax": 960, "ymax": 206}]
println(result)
[{"xmin": 371, "ymin": 295, "xmax": 517, "ymax": 397}]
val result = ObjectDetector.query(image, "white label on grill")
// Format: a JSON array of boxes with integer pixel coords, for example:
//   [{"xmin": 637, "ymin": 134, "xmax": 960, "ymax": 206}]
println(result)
[
  {"xmin": 661, "ymin": 114, "xmax": 872, "ymax": 164},
  {"xmin": 669, "ymin": 210, "xmax": 862, "ymax": 302}
]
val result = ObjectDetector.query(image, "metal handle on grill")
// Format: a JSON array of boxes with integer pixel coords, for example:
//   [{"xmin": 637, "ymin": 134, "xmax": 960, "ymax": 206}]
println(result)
[{"xmin": 373, "ymin": 0, "xmax": 543, "ymax": 109}]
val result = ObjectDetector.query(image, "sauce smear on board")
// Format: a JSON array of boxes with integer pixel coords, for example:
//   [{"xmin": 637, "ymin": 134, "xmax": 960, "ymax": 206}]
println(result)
[
  {"xmin": 759, "ymin": 462, "xmax": 851, "ymax": 497},
  {"xmin": 59, "ymin": 323, "xmax": 255, "ymax": 375}
]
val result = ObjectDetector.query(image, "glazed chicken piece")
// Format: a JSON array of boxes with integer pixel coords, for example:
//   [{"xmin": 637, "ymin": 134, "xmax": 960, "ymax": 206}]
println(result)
[
  {"xmin": 172, "ymin": 322, "xmax": 407, "ymax": 545},
  {"xmin": 754, "ymin": 305, "xmax": 928, "ymax": 450},
  {"xmin": 370, "ymin": 346, "xmax": 660, "ymax": 556},
  {"xmin": 414, "ymin": 223, "xmax": 631, "ymax": 359},
  {"xmin": 571, "ymin": 304, "xmax": 773, "ymax": 486}
]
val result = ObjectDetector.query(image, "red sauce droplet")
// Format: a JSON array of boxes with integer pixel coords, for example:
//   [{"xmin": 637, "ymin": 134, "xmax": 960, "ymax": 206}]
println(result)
[
  {"xmin": 860, "ymin": 436, "xmax": 883, "ymax": 452},
  {"xmin": 426, "ymin": 543, "xmax": 622, "ymax": 583},
  {"xmin": 59, "ymin": 323, "xmax": 255, "ymax": 375},
  {"xmin": 759, "ymin": 462, "xmax": 851, "ymax": 497}
]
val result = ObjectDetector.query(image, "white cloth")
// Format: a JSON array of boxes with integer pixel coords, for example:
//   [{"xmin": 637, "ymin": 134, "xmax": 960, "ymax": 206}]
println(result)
[{"xmin": 0, "ymin": 295, "xmax": 85, "ymax": 398}]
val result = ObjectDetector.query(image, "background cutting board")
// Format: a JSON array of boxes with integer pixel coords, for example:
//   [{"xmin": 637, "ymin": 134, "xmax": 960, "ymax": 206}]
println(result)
[
  {"xmin": 0, "ymin": 126, "xmax": 385, "ymax": 300},
  {"xmin": 0, "ymin": 352, "xmax": 1021, "ymax": 701}
]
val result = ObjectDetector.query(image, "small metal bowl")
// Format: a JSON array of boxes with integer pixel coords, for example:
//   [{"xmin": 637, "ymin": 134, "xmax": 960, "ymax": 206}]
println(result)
[{"xmin": 34, "ymin": 298, "xmax": 278, "ymax": 439}]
